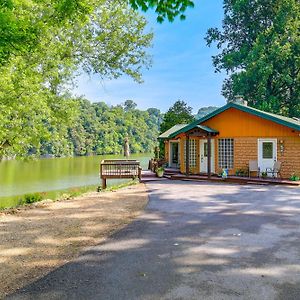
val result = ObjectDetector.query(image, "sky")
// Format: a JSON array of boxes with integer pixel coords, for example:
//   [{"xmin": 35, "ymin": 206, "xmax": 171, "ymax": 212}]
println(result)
[{"xmin": 73, "ymin": 0, "xmax": 226, "ymax": 113}]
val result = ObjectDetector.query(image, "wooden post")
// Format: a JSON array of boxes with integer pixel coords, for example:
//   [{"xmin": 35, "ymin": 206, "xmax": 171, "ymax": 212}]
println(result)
[
  {"xmin": 102, "ymin": 177, "xmax": 107, "ymax": 189},
  {"xmin": 207, "ymin": 133, "xmax": 211, "ymax": 179},
  {"xmin": 138, "ymin": 166, "xmax": 142, "ymax": 182},
  {"xmin": 185, "ymin": 134, "xmax": 190, "ymax": 175},
  {"xmin": 100, "ymin": 161, "xmax": 107, "ymax": 189}
]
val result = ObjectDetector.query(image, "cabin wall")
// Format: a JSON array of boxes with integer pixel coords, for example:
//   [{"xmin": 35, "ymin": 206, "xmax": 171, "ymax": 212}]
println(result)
[
  {"xmin": 164, "ymin": 140, "xmax": 169, "ymax": 163},
  {"xmin": 173, "ymin": 108, "xmax": 300, "ymax": 178},
  {"xmin": 179, "ymin": 137, "xmax": 200, "ymax": 174},
  {"xmin": 201, "ymin": 108, "xmax": 300, "ymax": 178},
  {"xmin": 213, "ymin": 136, "xmax": 300, "ymax": 178},
  {"xmin": 202, "ymin": 108, "xmax": 299, "ymax": 138}
]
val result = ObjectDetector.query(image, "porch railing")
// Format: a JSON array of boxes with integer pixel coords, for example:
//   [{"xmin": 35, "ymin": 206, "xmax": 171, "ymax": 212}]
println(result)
[{"xmin": 100, "ymin": 159, "xmax": 142, "ymax": 189}]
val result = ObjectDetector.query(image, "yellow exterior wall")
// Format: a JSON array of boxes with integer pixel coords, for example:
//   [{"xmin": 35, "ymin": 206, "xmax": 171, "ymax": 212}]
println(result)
[
  {"xmin": 175, "ymin": 107, "xmax": 300, "ymax": 178},
  {"xmin": 202, "ymin": 108, "xmax": 299, "ymax": 138},
  {"xmin": 180, "ymin": 137, "xmax": 185, "ymax": 173},
  {"xmin": 225, "ymin": 137, "xmax": 300, "ymax": 178},
  {"xmin": 202, "ymin": 108, "xmax": 300, "ymax": 177},
  {"xmin": 164, "ymin": 140, "xmax": 169, "ymax": 162}
]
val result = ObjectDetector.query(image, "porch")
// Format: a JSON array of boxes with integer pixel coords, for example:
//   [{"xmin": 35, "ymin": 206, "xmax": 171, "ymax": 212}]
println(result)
[
  {"xmin": 169, "ymin": 173, "xmax": 300, "ymax": 186},
  {"xmin": 166, "ymin": 124, "xmax": 219, "ymax": 178}
]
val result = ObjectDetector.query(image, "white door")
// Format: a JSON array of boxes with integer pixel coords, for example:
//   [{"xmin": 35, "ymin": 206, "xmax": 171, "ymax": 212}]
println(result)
[
  {"xmin": 200, "ymin": 139, "xmax": 215, "ymax": 173},
  {"xmin": 258, "ymin": 139, "xmax": 277, "ymax": 176}
]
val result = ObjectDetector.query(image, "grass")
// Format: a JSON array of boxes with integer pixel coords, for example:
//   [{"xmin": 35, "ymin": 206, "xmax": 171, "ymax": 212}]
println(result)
[{"xmin": 0, "ymin": 179, "xmax": 140, "ymax": 210}]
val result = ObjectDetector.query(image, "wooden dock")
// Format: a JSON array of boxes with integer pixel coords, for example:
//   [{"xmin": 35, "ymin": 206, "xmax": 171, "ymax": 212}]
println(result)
[{"xmin": 100, "ymin": 159, "xmax": 142, "ymax": 189}]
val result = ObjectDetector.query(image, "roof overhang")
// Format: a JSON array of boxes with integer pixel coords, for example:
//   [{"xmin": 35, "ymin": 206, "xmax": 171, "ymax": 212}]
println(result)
[{"xmin": 169, "ymin": 102, "xmax": 300, "ymax": 138}]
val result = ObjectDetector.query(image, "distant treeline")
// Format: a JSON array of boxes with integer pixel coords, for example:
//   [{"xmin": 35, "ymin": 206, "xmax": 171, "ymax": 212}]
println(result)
[{"xmin": 38, "ymin": 99, "xmax": 162, "ymax": 157}]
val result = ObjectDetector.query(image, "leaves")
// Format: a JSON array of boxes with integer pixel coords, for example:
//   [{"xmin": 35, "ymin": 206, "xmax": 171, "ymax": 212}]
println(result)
[
  {"xmin": 0, "ymin": 1, "xmax": 153, "ymax": 158},
  {"xmin": 206, "ymin": 0, "xmax": 300, "ymax": 117},
  {"xmin": 160, "ymin": 100, "xmax": 194, "ymax": 133},
  {"xmin": 128, "ymin": 0, "xmax": 194, "ymax": 22}
]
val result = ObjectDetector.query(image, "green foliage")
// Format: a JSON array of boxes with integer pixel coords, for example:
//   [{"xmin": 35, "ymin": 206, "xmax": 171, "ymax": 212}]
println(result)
[
  {"xmin": 23, "ymin": 193, "xmax": 43, "ymax": 204},
  {"xmin": 159, "ymin": 100, "xmax": 194, "ymax": 157},
  {"xmin": 0, "ymin": 0, "xmax": 191, "ymax": 66},
  {"xmin": 206, "ymin": 0, "xmax": 300, "ymax": 118},
  {"xmin": 235, "ymin": 168, "xmax": 249, "ymax": 177},
  {"xmin": 128, "ymin": 0, "xmax": 194, "ymax": 22},
  {"xmin": 0, "ymin": 1, "xmax": 153, "ymax": 158},
  {"xmin": 289, "ymin": 174, "xmax": 300, "ymax": 181},
  {"xmin": 39, "ymin": 99, "xmax": 162, "ymax": 157},
  {"xmin": 156, "ymin": 166, "xmax": 165, "ymax": 177},
  {"xmin": 196, "ymin": 106, "xmax": 219, "ymax": 119},
  {"xmin": 160, "ymin": 100, "xmax": 195, "ymax": 133}
]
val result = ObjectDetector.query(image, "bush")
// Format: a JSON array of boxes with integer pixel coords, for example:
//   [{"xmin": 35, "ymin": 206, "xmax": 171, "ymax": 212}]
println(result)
[
  {"xmin": 290, "ymin": 174, "xmax": 300, "ymax": 181},
  {"xmin": 23, "ymin": 193, "xmax": 43, "ymax": 204}
]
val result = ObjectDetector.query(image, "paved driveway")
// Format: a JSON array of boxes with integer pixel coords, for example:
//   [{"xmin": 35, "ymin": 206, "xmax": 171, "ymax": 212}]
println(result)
[{"xmin": 8, "ymin": 181, "xmax": 300, "ymax": 300}]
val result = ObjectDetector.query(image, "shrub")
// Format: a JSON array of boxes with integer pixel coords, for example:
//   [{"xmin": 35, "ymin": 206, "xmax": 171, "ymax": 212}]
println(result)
[
  {"xmin": 290, "ymin": 174, "xmax": 300, "ymax": 181},
  {"xmin": 23, "ymin": 193, "xmax": 43, "ymax": 204}
]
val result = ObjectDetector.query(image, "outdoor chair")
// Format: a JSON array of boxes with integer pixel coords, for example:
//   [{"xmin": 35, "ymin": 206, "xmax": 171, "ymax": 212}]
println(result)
[
  {"xmin": 248, "ymin": 160, "xmax": 260, "ymax": 178},
  {"xmin": 266, "ymin": 161, "xmax": 282, "ymax": 178}
]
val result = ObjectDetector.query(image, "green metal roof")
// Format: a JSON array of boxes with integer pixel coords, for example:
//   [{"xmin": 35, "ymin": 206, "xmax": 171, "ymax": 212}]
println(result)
[
  {"xmin": 169, "ymin": 102, "xmax": 300, "ymax": 138},
  {"xmin": 158, "ymin": 124, "xmax": 187, "ymax": 139},
  {"xmin": 195, "ymin": 125, "xmax": 219, "ymax": 134}
]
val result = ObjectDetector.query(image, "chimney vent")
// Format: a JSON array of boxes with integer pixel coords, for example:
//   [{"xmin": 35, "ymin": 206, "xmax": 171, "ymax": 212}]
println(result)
[{"xmin": 229, "ymin": 95, "xmax": 248, "ymax": 106}]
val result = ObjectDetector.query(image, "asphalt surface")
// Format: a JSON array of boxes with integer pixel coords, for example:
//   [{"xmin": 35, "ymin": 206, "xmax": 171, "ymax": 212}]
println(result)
[{"xmin": 7, "ymin": 181, "xmax": 300, "ymax": 300}]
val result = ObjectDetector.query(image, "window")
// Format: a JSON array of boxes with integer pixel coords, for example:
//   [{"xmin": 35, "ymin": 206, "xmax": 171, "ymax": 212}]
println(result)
[
  {"xmin": 184, "ymin": 139, "xmax": 197, "ymax": 168},
  {"xmin": 171, "ymin": 143, "xmax": 179, "ymax": 163},
  {"xmin": 262, "ymin": 142, "xmax": 273, "ymax": 159},
  {"xmin": 204, "ymin": 142, "xmax": 208, "ymax": 157},
  {"xmin": 218, "ymin": 139, "xmax": 234, "ymax": 169}
]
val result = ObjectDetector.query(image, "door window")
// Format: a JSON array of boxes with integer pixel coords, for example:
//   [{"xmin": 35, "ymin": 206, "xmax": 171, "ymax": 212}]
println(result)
[
  {"xmin": 262, "ymin": 142, "xmax": 273, "ymax": 159},
  {"xmin": 204, "ymin": 142, "xmax": 208, "ymax": 157}
]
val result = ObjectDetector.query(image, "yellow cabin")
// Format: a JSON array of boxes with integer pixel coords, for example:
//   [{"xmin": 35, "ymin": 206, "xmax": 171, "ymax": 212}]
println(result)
[{"xmin": 159, "ymin": 101, "xmax": 300, "ymax": 179}]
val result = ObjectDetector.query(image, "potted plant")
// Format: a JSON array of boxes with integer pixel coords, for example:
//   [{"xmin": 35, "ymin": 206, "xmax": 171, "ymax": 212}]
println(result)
[
  {"xmin": 261, "ymin": 171, "xmax": 268, "ymax": 178},
  {"xmin": 156, "ymin": 167, "xmax": 164, "ymax": 178}
]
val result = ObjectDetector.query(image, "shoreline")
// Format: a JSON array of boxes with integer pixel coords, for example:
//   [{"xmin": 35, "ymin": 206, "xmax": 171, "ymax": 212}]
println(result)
[{"xmin": 0, "ymin": 180, "xmax": 140, "ymax": 211}]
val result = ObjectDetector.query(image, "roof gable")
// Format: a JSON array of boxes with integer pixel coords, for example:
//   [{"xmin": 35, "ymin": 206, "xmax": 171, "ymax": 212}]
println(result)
[{"xmin": 169, "ymin": 102, "xmax": 300, "ymax": 138}]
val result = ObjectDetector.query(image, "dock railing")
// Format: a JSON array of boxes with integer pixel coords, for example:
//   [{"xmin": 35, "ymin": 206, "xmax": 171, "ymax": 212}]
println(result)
[{"xmin": 100, "ymin": 159, "xmax": 142, "ymax": 189}]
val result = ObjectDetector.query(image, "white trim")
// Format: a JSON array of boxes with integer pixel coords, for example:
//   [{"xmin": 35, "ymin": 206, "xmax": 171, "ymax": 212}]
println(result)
[
  {"xmin": 200, "ymin": 139, "xmax": 215, "ymax": 173},
  {"xmin": 169, "ymin": 140, "xmax": 180, "ymax": 168},
  {"xmin": 258, "ymin": 138, "xmax": 277, "ymax": 175}
]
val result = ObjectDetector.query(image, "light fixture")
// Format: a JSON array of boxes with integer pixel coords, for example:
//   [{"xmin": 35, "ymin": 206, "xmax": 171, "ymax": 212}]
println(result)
[{"xmin": 279, "ymin": 140, "xmax": 285, "ymax": 155}]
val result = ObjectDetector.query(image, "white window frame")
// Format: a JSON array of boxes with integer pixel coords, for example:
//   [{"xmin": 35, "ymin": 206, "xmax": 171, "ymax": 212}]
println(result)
[
  {"xmin": 184, "ymin": 139, "xmax": 197, "ymax": 168},
  {"xmin": 218, "ymin": 138, "xmax": 234, "ymax": 169}
]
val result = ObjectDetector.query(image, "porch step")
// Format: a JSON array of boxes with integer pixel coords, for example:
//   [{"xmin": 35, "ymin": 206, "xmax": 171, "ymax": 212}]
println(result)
[
  {"xmin": 164, "ymin": 168, "xmax": 181, "ymax": 176},
  {"xmin": 170, "ymin": 174, "xmax": 300, "ymax": 186}
]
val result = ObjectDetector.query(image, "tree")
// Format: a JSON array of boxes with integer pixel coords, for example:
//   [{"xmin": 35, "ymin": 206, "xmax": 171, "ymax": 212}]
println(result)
[
  {"xmin": 0, "ymin": 0, "xmax": 194, "ymax": 66},
  {"xmin": 160, "ymin": 100, "xmax": 194, "ymax": 133},
  {"xmin": 206, "ymin": 0, "xmax": 300, "ymax": 117},
  {"xmin": 0, "ymin": 1, "xmax": 153, "ymax": 158},
  {"xmin": 124, "ymin": 100, "xmax": 138, "ymax": 111},
  {"xmin": 129, "ymin": 0, "xmax": 195, "ymax": 22},
  {"xmin": 196, "ymin": 106, "xmax": 218, "ymax": 119}
]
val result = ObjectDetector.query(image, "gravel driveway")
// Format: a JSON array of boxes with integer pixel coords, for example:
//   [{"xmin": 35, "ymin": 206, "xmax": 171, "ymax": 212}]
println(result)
[{"xmin": 8, "ymin": 181, "xmax": 300, "ymax": 300}]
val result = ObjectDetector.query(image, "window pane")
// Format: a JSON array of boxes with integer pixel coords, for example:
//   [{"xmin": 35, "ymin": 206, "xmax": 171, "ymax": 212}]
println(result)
[
  {"xmin": 263, "ymin": 142, "xmax": 273, "ymax": 159},
  {"xmin": 184, "ymin": 139, "xmax": 197, "ymax": 168},
  {"xmin": 218, "ymin": 139, "xmax": 234, "ymax": 169},
  {"xmin": 204, "ymin": 142, "xmax": 208, "ymax": 157}
]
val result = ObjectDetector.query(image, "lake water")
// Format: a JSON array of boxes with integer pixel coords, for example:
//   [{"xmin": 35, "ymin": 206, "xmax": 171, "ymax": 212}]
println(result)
[{"xmin": 0, "ymin": 153, "xmax": 150, "ymax": 208}]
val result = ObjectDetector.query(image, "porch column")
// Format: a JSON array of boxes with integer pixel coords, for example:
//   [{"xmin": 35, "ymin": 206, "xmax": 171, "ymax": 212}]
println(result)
[
  {"xmin": 185, "ymin": 134, "xmax": 190, "ymax": 175},
  {"xmin": 207, "ymin": 133, "xmax": 211, "ymax": 179}
]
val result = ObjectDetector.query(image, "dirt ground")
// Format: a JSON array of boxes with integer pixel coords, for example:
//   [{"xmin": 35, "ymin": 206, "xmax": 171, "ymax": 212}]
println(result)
[{"xmin": 0, "ymin": 183, "xmax": 148, "ymax": 299}]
